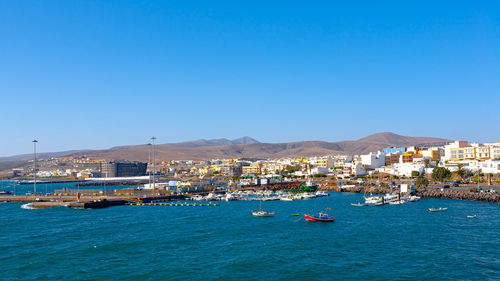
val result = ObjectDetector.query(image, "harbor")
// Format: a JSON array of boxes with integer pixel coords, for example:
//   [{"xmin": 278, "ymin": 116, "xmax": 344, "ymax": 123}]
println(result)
[{"xmin": 1, "ymin": 191, "xmax": 498, "ymax": 280}]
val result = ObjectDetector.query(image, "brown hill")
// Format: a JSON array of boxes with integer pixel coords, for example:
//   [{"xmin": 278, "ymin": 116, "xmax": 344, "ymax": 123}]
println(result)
[{"xmin": 73, "ymin": 132, "xmax": 450, "ymax": 162}]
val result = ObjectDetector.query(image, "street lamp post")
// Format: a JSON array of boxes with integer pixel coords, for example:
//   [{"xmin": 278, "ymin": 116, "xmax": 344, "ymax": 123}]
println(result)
[
  {"xmin": 147, "ymin": 143, "xmax": 152, "ymax": 188},
  {"xmin": 151, "ymin": 137, "xmax": 156, "ymax": 193},
  {"xmin": 32, "ymin": 139, "xmax": 38, "ymax": 196}
]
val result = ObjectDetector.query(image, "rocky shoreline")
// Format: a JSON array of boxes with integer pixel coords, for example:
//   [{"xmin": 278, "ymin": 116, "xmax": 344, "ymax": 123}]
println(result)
[{"xmin": 319, "ymin": 184, "xmax": 500, "ymax": 204}]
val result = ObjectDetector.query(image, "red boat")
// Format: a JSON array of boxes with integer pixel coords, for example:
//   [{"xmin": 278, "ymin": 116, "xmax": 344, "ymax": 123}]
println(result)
[{"xmin": 304, "ymin": 212, "xmax": 335, "ymax": 222}]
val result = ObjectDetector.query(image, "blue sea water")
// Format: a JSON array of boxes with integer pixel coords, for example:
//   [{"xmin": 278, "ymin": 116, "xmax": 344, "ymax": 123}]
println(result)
[
  {"xmin": 0, "ymin": 180, "xmax": 137, "ymax": 195},
  {"xmin": 1, "ymin": 188, "xmax": 499, "ymax": 280}
]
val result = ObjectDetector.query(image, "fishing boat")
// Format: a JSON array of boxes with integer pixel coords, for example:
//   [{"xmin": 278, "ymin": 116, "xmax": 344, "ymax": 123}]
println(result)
[
  {"xmin": 280, "ymin": 195, "xmax": 294, "ymax": 201},
  {"xmin": 408, "ymin": 196, "xmax": 421, "ymax": 202},
  {"xmin": 364, "ymin": 196, "xmax": 383, "ymax": 205},
  {"xmin": 314, "ymin": 191, "xmax": 329, "ymax": 197},
  {"xmin": 351, "ymin": 202, "xmax": 368, "ymax": 207},
  {"xmin": 289, "ymin": 179, "xmax": 319, "ymax": 193},
  {"xmin": 252, "ymin": 210, "xmax": 275, "ymax": 217},
  {"xmin": 467, "ymin": 215, "xmax": 476, "ymax": 219},
  {"xmin": 429, "ymin": 207, "xmax": 447, "ymax": 212},
  {"xmin": 252, "ymin": 200, "xmax": 275, "ymax": 217},
  {"xmin": 388, "ymin": 199, "xmax": 407, "ymax": 205},
  {"xmin": 304, "ymin": 212, "xmax": 335, "ymax": 222}
]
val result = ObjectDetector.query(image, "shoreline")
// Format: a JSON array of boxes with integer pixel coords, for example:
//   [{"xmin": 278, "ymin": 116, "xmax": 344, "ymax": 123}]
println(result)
[{"xmin": 319, "ymin": 184, "xmax": 500, "ymax": 204}]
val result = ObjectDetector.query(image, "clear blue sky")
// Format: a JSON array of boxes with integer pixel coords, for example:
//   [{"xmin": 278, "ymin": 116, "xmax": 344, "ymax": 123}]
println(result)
[{"xmin": 1, "ymin": 1, "xmax": 499, "ymax": 156}]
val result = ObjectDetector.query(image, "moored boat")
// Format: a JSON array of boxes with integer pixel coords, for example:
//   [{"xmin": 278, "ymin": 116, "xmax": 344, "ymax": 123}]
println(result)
[
  {"xmin": 351, "ymin": 202, "xmax": 368, "ymax": 207},
  {"xmin": 280, "ymin": 196, "xmax": 294, "ymax": 201}
]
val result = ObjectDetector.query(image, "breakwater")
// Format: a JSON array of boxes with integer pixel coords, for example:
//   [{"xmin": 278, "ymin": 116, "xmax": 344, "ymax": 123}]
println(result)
[
  {"xmin": 319, "ymin": 184, "xmax": 500, "ymax": 203},
  {"xmin": 75, "ymin": 180, "xmax": 147, "ymax": 186}
]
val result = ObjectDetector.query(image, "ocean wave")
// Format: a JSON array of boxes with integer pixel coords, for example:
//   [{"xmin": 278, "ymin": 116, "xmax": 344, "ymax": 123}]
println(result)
[{"xmin": 20, "ymin": 203, "xmax": 34, "ymax": 209}]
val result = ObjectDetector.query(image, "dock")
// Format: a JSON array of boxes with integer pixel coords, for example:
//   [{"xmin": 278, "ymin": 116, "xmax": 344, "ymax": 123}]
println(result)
[{"xmin": 0, "ymin": 194, "xmax": 189, "ymax": 209}]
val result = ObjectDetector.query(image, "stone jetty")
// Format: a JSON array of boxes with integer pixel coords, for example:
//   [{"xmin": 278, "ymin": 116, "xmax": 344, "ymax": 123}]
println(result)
[{"xmin": 319, "ymin": 184, "xmax": 500, "ymax": 204}]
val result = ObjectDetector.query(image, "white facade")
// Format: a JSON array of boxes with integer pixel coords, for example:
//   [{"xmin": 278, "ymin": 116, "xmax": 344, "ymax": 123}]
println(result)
[
  {"xmin": 466, "ymin": 160, "xmax": 500, "ymax": 174},
  {"xmin": 391, "ymin": 163, "xmax": 425, "ymax": 177},
  {"xmin": 360, "ymin": 151, "xmax": 386, "ymax": 169},
  {"xmin": 310, "ymin": 167, "xmax": 330, "ymax": 175}
]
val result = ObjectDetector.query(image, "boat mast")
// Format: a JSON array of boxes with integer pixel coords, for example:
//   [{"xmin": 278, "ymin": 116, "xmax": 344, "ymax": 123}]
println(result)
[{"xmin": 151, "ymin": 137, "xmax": 157, "ymax": 194}]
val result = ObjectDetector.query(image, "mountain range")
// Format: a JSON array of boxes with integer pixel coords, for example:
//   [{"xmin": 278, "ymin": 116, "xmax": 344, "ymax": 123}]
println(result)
[
  {"xmin": 70, "ymin": 132, "xmax": 448, "ymax": 162},
  {"xmin": 0, "ymin": 133, "xmax": 450, "ymax": 169}
]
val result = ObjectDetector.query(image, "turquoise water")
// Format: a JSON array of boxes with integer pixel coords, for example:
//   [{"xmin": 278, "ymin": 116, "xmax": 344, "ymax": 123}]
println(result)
[
  {"xmin": 0, "ymin": 180, "xmax": 136, "ymax": 195},
  {"xmin": 1, "ymin": 191, "xmax": 499, "ymax": 280}
]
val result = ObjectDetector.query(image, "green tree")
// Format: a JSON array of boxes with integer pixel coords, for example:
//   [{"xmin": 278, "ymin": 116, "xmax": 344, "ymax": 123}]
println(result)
[
  {"xmin": 411, "ymin": 171, "xmax": 420, "ymax": 178},
  {"xmin": 431, "ymin": 167, "xmax": 451, "ymax": 183},
  {"xmin": 424, "ymin": 159, "xmax": 430, "ymax": 168},
  {"xmin": 416, "ymin": 176, "xmax": 429, "ymax": 191},
  {"xmin": 457, "ymin": 164, "xmax": 467, "ymax": 181}
]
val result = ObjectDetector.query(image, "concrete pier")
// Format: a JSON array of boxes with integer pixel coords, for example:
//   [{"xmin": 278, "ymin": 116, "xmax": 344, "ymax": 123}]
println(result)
[{"xmin": 0, "ymin": 194, "xmax": 188, "ymax": 209}]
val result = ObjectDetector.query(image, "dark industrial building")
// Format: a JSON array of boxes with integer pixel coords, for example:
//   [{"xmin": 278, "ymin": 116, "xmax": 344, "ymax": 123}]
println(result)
[{"xmin": 100, "ymin": 162, "xmax": 147, "ymax": 177}]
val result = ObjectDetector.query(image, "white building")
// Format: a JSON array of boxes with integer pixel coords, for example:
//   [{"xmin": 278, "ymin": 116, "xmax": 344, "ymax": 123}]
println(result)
[
  {"xmin": 391, "ymin": 163, "xmax": 425, "ymax": 177},
  {"xmin": 309, "ymin": 167, "xmax": 330, "ymax": 175},
  {"xmin": 360, "ymin": 151, "xmax": 386, "ymax": 169},
  {"xmin": 466, "ymin": 160, "xmax": 500, "ymax": 174}
]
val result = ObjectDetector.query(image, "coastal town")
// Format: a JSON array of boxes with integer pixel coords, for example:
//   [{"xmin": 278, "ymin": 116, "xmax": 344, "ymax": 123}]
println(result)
[{"xmin": 2, "ymin": 139, "xmax": 499, "ymax": 203}]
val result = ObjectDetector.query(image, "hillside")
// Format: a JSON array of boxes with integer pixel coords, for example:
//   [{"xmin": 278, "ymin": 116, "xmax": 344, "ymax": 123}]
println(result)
[
  {"xmin": 0, "ymin": 133, "xmax": 450, "ymax": 172},
  {"xmin": 71, "ymin": 132, "xmax": 449, "ymax": 162}
]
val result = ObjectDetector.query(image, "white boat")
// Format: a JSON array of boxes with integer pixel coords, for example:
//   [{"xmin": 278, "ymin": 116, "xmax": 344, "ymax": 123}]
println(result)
[
  {"xmin": 315, "ymin": 191, "xmax": 329, "ymax": 197},
  {"xmin": 383, "ymin": 193, "xmax": 398, "ymax": 202},
  {"xmin": 302, "ymin": 193, "xmax": 316, "ymax": 199},
  {"xmin": 364, "ymin": 196, "xmax": 382, "ymax": 205},
  {"xmin": 205, "ymin": 192, "xmax": 217, "ymax": 201},
  {"xmin": 280, "ymin": 196, "xmax": 294, "ymax": 201},
  {"xmin": 388, "ymin": 200, "xmax": 406, "ymax": 205},
  {"xmin": 351, "ymin": 202, "xmax": 368, "ymax": 207},
  {"xmin": 408, "ymin": 196, "xmax": 421, "ymax": 202},
  {"xmin": 467, "ymin": 215, "xmax": 476, "ymax": 219},
  {"xmin": 191, "ymin": 195, "xmax": 204, "ymax": 201},
  {"xmin": 262, "ymin": 197, "xmax": 279, "ymax": 201},
  {"xmin": 252, "ymin": 210, "xmax": 275, "ymax": 217},
  {"xmin": 252, "ymin": 200, "xmax": 275, "ymax": 217},
  {"xmin": 429, "ymin": 207, "xmax": 447, "ymax": 212},
  {"xmin": 223, "ymin": 193, "xmax": 235, "ymax": 201}
]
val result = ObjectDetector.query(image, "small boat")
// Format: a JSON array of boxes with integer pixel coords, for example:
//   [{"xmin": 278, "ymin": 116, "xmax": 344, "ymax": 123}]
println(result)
[
  {"xmin": 252, "ymin": 200, "xmax": 275, "ymax": 217},
  {"xmin": 291, "ymin": 214, "xmax": 300, "ymax": 216},
  {"xmin": 408, "ymin": 196, "xmax": 421, "ymax": 202},
  {"xmin": 0, "ymin": 190, "xmax": 13, "ymax": 195},
  {"xmin": 304, "ymin": 212, "xmax": 335, "ymax": 222},
  {"xmin": 351, "ymin": 202, "xmax": 368, "ymax": 207},
  {"xmin": 364, "ymin": 195, "xmax": 380, "ymax": 204},
  {"xmin": 429, "ymin": 207, "xmax": 448, "ymax": 212},
  {"xmin": 388, "ymin": 200, "xmax": 407, "ymax": 205},
  {"xmin": 467, "ymin": 215, "xmax": 476, "ymax": 219},
  {"xmin": 314, "ymin": 191, "xmax": 329, "ymax": 197},
  {"xmin": 252, "ymin": 210, "xmax": 275, "ymax": 217}
]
